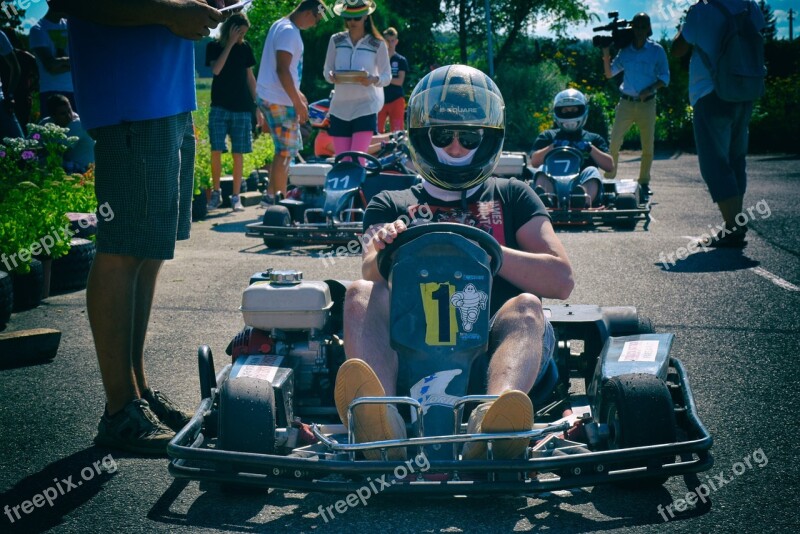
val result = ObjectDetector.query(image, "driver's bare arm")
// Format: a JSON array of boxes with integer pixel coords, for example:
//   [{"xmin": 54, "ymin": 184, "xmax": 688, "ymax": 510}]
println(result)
[
  {"xmin": 50, "ymin": 0, "xmax": 224, "ymax": 39},
  {"xmin": 499, "ymin": 216, "xmax": 574, "ymax": 300},
  {"xmin": 529, "ymin": 144, "xmax": 554, "ymax": 167},
  {"xmin": 361, "ymin": 220, "xmax": 407, "ymax": 282},
  {"xmin": 589, "ymin": 145, "xmax": 615, "ymax": 173}
]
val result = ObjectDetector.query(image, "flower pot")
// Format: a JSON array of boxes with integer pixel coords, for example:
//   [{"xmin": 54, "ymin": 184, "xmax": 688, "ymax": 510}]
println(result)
[
  {"xmin": 34, "ymin": 256, "xmax": 52, "ymax": 299},
  {"xmin": 11, "ymin": 258, "xmax": 43, "ymax": 311},
  {"xmin": 51, "ymin": 238, "xmax": 95, "ymax": 293},
  {"xmin": 192, "ymin": 188, "xmax": 209, "ymax": 222}
]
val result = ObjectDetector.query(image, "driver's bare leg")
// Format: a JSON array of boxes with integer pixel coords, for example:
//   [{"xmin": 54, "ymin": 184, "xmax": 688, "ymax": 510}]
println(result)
[
  {"xmin": 462, "ymin": 294, "xmax": 541, "ymax": 460},
  {"xmin": 338, "ymin": 280, "xmax": 407, "ymax": 459},
  {"xmin": 343, "ymin": 280, "xmax": 398, "ymax": 394}
]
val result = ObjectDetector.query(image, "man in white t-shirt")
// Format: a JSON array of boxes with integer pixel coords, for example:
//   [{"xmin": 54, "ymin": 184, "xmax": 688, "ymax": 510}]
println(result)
[
  {"xmin": 672, "ymin": 0, "xmax": 765, "ymax": 247},
  {"xmin": 256, "ymin": 0, "xmax": 324, "ymax": 203},
  {"xmin": 29, "ymin": 10, "xmax": 75, "ymax": 117}
]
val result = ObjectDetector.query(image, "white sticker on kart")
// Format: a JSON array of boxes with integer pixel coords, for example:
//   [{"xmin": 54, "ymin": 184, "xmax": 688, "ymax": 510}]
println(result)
[
  {"xmin": 237, "ymin": 355, "xmax": 284, "ymax": 382},
  {"xmin": 618, "ymin": 340, "xmax": 659, "ymax": 362},
  {"xmin": 409, "ymin": 369, "xmax": 462, "ymax": 422},
  {"xmin": 450, "ymin": 283, "xmax": 488, "ymax": 332}
]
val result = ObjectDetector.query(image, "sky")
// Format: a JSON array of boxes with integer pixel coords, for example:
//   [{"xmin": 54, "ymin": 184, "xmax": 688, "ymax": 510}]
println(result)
[{"xmin": 535, "ymin": 0, "xmax": 798, "ymax": 40}]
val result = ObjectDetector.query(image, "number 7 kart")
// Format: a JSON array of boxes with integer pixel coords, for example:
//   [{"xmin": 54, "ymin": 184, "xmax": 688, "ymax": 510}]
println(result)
[
  {"xmin": 532, "ymin": 146, "xmax": 652, "ymax": 230},
  {"xmin": 168, "ymin": 223, "xmax": 712, "ymax": 494}
]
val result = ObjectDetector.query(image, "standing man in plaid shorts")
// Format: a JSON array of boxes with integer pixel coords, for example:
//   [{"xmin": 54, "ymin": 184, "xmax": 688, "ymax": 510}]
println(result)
[
  {"xmin": 256, "ymin": 0, "xmax": 324, "ymax": 205},
  {"xmin": 56, "ymin": 0, "xmax": 227, "ymax": 455}
]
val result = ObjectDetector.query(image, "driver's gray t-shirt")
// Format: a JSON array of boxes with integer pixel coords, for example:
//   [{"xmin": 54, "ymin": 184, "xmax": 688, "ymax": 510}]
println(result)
[{"xmin": 363, "ymin": 177, "xmax": 549, "ymax": 315}]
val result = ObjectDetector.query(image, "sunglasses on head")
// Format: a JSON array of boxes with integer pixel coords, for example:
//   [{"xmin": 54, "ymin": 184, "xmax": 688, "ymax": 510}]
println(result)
[{"xmin": 429, "ymin": 128, "xmax": 484, "ymax": 150}]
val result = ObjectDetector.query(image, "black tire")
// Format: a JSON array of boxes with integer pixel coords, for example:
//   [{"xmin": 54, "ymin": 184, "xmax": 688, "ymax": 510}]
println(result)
[
  {"xmin": 612, "ymin": 193, "xmax": 639, "ymax": 230},
  {"xmin": 637, "ymin": 315, "xmax": 655, "ymax": 335},
  {"xmin": 198, "ymin": 345, "xmax": 217, "ymax": 401},
  {"xmin": 0, "ymin": 271, "xmax": 13, "ymax": 330},
  {"xmin": 600, "ymin": 373, "xmax": 677, "ymax": 487},
  {"xmin": 12, "ymin": 259, "xmax": 43, "ymax": 311},
  {"xmin": 51, "ymin": 238, "xmax": 96, "ymax": 293},
  {"xmin": 261, "ymin": 206, "xmax": 292, "ymax": 249},
  {"xmin": 218, "ymin": 377, "xmax": 276, "ymax": 454}
]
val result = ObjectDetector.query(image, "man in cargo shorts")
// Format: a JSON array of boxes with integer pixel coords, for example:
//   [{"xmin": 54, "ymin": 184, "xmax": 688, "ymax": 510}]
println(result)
[
  {"xmin": 57, "ymin": 0, "xmax": 229, "ymax": 455},
  {"xmin": 256, "ymin": 0, "xmax": 324, "ymax": 205}
]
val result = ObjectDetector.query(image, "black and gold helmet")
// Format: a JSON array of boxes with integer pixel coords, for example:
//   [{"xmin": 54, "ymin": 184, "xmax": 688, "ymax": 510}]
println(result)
[{"xmin": 407, "ymin": 65, "xmax": 505, "ymax": 191}]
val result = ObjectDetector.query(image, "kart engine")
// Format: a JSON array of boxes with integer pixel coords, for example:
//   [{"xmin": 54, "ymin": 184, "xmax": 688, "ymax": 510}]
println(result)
[{"xmin": 227, "ymin": 271, "xmax": 344, "ymax": 416}]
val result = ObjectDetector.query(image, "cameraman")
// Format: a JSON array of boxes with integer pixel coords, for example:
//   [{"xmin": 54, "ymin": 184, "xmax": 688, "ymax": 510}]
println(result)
[{"xmin": 601, "ymin": 12, "xmax": 669, "ymax": 199}]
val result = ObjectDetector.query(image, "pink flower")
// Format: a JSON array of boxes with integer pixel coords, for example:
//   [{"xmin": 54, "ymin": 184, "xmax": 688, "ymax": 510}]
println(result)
[
  {"xmin": 21, "ymin": 150, "xmax": 35, "ymax": 160},
  {"xmin": 32, "ymin": 133, "xmax": 41, "ymax": 140},
  {"xmin": 0, "ymin": 151, "xmax": 5, "ymax": 158}
]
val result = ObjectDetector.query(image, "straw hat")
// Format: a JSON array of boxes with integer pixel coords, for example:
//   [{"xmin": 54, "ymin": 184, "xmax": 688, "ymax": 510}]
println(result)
[{"xmin": 333, "ymin": 0, "xmax": 377, "ymax": 18}]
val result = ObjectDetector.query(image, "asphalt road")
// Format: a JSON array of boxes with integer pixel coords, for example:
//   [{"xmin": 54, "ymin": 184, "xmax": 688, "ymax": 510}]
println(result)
[{"xmin": 1, "ymin": 151, "xmax": 798, "ymax": 533}]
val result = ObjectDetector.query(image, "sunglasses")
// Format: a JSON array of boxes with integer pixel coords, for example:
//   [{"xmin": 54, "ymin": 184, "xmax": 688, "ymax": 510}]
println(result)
[{"xmin": 429, "ymin": 128, "xmax": 484, "ymax": 150}]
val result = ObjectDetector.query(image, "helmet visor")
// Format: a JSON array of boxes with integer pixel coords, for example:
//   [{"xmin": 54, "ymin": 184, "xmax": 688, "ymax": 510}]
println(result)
[
  {"xmin": 555, "ymin": 105, "xmax": 586, "ymax": 120},
  {"xmin": 408, "ymin": 84, "xmax": 504, "ymax": 130}
]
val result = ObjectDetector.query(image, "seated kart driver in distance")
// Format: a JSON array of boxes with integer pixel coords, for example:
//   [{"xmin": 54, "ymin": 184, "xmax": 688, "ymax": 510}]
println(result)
[
  {"xmin": 529, "ymin": 89, "xmax": 614, "ymax": 207},
  {"xmin": 334, "ymin": 64, "xmax": 575, "ymax": 460}
]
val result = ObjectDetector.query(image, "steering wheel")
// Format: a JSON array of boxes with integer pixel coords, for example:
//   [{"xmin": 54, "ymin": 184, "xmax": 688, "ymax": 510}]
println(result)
[
  {"xmin": 376, "ymin": 222, "xmax": 503, "ymax": 281},
  {"xmin": 334, "ymin": 151, "xmax": 382, "ymax": 176}
]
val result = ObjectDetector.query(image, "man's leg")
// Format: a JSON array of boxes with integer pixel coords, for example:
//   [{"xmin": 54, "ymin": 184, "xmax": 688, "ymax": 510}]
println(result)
[
  {"xmin": 390, "ymin": 98, "xmax": 406, "ymax": 132},
  {"xmin": 486, "ymin": 294, "xmax": 545, "ymax": 395},
  {"xmin": 605, "ymin": 99, "xmax": 634, "ymax": 179},
  {"xmin": 131, "ymin": 259, "xmax": 163, "ymax": 395},
  {"xmin": 269, "ymin": 153, "xmax": 290, "ymax": 196},
  {"xmin": 377, "ymin": 106, "xmax": 389, "ymax": 134},
  {"xmin": 343, "ymin": 280, "xmax": 397, "ymax": 394},
  {"xmin": 210, "ymin": 151, "xmax": 222, "ymax": 191},
  {"xmin": 637, "ymin": 99, "xmax": 657, "ymax": 186},
  {"xmin": 232, "ymin": 153, "xmax": 243, "ymax": 195}
]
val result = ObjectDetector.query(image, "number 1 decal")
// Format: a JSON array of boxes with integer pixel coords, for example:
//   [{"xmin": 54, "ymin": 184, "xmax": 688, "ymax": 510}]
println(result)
[{"xmin": 420, "ymin": 282, "xmax": 458, "ymax": 346}]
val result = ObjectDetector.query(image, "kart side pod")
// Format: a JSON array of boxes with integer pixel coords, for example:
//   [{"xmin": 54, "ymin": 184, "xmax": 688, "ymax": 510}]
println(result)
[{"xmin": 586, "ymin": 333, "xmax": 674, "ymax": 412}]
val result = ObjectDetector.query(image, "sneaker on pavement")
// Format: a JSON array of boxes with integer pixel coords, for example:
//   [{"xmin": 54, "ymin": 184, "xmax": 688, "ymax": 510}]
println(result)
[
  {"xmin": 259, "ymin": 193, "xmax": 275, "ymax": 208},
  {"xmin": 701, "ymin": 224, "xmax": 747, "ymax": 248},
  {"xmin": 142, "ymin": 388, "xmax": 192, "ymax": 432},
  {"xmin": 231, "ymin": 194, "xmax": 245, "ymax": 212},
  {"xmin": 334, "ymin": 359, "xmax": 407, "ymax": 460},
  {"xmin": 461, "ymin": 390, "xmax": 533, "ymax": 460},
  {"xmin": 207, "ymin": 189, "xmax": 222, "ymax": 210},
  {"xmin": 94, "ymin": 399, "xmax": 174, "ymax": 456}
]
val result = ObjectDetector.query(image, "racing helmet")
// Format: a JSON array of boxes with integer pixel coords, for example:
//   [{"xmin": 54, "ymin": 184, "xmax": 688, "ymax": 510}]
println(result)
[
  {"xmin": 407, "ymin": 64, "xmax": 505, "ymax": 191},
  {"xmin": 309, "ymin": 98, "xmax": 331, "ymax": 128},
  {"xmin": 553, "ymin": 89, "xmax": 588, "ymax": 133}
]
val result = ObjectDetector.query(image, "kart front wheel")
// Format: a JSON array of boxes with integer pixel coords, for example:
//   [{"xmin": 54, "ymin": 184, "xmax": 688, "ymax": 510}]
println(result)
[
  {"xmin": 611, "ymin": 194, "xmax": 638, "ymax": 230},
  {"xmin": 218, "ymin": 377, "xmax": 276, "ymax": 455},
  {"xmin": 600, "ymin": 373, "xmax": 677, "ymax": 487}
]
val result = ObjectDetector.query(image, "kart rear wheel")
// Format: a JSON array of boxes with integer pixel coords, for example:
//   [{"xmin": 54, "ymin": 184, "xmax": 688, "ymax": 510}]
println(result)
[
  {"xmin": 262, "ymin": 206, "xmax": 292, "ymax": 249},
  {"xmin": 600, "ymin": 373, "xmax": 677, "ymax": 487},
  {"xmin": 218, "ymin": 377, "xmax": 276, "ymax": 455},
  {"xmin": 612, "ymin": 194, "xmax": 638, "ymax": 230}
]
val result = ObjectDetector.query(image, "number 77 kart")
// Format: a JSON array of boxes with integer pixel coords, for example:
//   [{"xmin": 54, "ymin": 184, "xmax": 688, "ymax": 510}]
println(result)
[
  {"xmin": 245, "ymin": 145, "xmax": 418, "ymax": 249},
  {"xmin": 532, "ymin": 145, "xmax": 652, "ymax": 230},
  {"xmin": 168, "ymin": 223, "xmax": 712, "ymax": 494}
]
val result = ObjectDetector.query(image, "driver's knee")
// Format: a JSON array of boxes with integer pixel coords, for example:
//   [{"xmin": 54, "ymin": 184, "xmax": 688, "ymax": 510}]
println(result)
[
  {"xmin": 493, "ymin": 293, "xmax": 545, "ymax": 332},
  {"xmin": 344, "ymin": 279, "xmax": 389, "ymax": 324}
]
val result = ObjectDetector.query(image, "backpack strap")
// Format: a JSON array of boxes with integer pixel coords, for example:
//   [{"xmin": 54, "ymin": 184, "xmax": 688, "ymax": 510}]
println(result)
[{"xmin": 693, "ymin": 0, "xmax": 740, "ymax": 77}]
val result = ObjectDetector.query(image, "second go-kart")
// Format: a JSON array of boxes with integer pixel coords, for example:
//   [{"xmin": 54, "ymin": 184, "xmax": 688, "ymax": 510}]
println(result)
[
  {"xmin": 169, "ymin": 223, "xmax": 712, "ymax": 494},
  {"xmin": 245, "ymin": 145, "xmax": 418, "ymax": 249},
  {"xmin": 532, "ymin": 146, "xmax": 651, "ymax": 230}
]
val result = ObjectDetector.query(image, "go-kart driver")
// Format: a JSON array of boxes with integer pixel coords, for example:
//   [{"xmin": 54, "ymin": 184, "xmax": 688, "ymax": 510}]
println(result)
[
  {"xmin": 529, "ymin": 89, "xmax": 614, "ymax": 207},
  {"xmin": 335, "ymin": 65, "xmax": 575, "ymax": 460}
]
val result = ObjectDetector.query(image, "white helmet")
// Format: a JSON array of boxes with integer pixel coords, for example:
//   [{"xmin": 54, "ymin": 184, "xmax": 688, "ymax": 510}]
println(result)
[{"xmin": 553, "ymin": 89, "xmax": 588, "ymax": 132}]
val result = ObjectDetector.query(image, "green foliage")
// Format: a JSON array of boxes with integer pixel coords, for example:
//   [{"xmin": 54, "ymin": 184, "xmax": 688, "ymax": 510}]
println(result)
[{"xmin": 0, "ymin": 125, "xmax": 96, "ymax": 274}]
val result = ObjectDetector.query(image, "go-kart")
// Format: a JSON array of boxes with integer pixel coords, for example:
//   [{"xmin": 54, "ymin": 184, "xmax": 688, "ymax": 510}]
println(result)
[
  {"xmin": 169, "ymin": 223, "xmax": 712, "ymax": 494},
  {"xmin": 532, "ymin": 146, "xmax": 651, "ymax": 230},
  {"xmin": 245, "ymin": 140, "xmax": 418, "ymax": 249}
]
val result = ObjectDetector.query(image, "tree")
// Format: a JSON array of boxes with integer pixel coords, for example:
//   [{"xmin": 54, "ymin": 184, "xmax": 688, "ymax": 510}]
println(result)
[
  {"xmin": 759, "ymin": 0, "xmax": 777, "ymax": 42},
  {"xmin": 442, "ymin": 0, "xmax": 591, "ymax": 70}
]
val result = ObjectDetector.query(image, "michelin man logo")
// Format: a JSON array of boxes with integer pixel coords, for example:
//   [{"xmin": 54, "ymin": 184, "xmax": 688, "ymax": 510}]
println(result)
[
  {"xmin": 409, "ymin": 369, "xmax": 462, "ymax": 420},
  {"xmin": 450, "ymin": 283, "xmax": 488, "ymax": 332}
]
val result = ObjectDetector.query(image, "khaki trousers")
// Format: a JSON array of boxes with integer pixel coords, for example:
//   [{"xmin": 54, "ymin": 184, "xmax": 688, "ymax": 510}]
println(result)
[{"xmin": 605, "ymin": 97, "xmax": 656, "ymax": 184}]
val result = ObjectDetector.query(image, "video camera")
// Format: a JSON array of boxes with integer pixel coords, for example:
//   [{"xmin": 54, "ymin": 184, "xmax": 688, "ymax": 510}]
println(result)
[{"xmin": 592, "ymin": 12, "xmax": 634, "ymax": 50}]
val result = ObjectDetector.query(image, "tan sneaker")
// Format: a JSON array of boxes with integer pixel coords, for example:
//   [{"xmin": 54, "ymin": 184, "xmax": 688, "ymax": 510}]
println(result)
[
  {"xmin": 461, "ymin": 390, "xmax": 533, "ymax": 460},
  {"xmin": 334, "ymin": 359, "xmax": 407, "ymax": 460}
]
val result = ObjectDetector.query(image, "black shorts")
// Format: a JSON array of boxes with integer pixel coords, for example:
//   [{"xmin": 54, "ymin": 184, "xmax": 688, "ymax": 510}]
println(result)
[{"xmin": 328, "ymin": 113, "xmax": 377, "ymax": 137}]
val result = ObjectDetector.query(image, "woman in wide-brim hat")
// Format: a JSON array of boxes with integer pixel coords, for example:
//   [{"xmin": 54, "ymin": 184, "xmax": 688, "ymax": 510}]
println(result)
[{"xmin": 323, "ymin": 0, "xmax": 391, "ymax": 160}]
